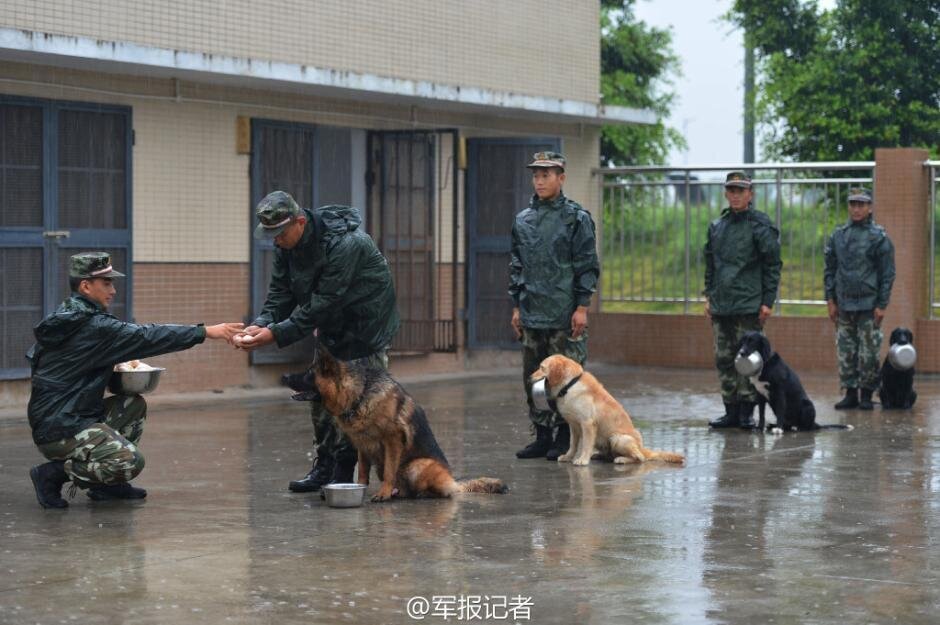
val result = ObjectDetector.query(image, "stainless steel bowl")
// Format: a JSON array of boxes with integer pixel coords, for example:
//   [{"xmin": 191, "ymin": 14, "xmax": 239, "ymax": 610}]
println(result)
[
  {"xmin": 734, "ymin": 352, "xmax": 763, "ymax": 377},
  {"xmin": 888, "ymin": 344, "xmax": 916, "ymax": 370},
  {"xmin": 108, "ymin": 368, "xmax": 165, "ymax": 395},
  {"xmin": 323, "ymin": 483, "xmax": 366, "ymax": 508},
  {"xmin": 531, "ymin": 378, "xmax": 552, "ymax": 412}
]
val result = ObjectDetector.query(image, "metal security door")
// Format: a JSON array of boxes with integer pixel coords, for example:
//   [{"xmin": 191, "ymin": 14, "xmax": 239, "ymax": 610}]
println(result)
[
  {"xmin": 0, "ymin": 97, "xmax": 132, "ymax": 379},
  {"xmin": 368, "ymin": 131, "xmax": 437, "ymax": 353},
  {"xmin": 466, "ymin": 138, "xmax": 559, "ymax": 349}
]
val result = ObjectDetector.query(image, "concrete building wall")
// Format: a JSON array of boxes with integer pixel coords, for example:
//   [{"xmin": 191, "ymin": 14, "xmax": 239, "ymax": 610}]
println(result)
[
  {"xmin": 1, "ymin": 61, "xmax": 598, "ymax": 264},
  {"xmin": 0, "ymin": 59, "xmax": 603, "ymax": 405},
  {"xmin": 1, "ymin": 0, "xmax": 600, "ymax": 103}
]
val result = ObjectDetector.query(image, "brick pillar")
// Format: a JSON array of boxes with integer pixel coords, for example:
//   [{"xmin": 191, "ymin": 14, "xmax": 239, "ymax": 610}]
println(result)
[{"xmin": 873, "ymin": 148, "xmax": 931, "ymax": 335}]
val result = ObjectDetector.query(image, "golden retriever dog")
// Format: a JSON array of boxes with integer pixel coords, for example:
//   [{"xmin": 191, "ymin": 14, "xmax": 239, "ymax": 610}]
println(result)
[{"xmin": 531, "ymin": 355, "xmax": 684, "ymax": 466}]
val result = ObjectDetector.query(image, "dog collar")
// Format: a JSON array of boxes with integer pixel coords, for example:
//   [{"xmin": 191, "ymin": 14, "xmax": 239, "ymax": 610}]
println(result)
[
  {"xmin": 341, "ymin": 394, "xmax": 365, "ymax": 421},
  {"xmin": 554, "ymin": 374, "xmax": 582, "ymax": 399}
]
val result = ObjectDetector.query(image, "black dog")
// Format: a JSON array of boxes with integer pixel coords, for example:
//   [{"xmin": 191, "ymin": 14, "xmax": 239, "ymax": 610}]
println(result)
[
  {"xmin": 878, "ymin": 327, "xmax": 917, "ymax": 409},
  {"xmin": 737, "ymin": 332, "xmax": 852, "ymax": 433}
]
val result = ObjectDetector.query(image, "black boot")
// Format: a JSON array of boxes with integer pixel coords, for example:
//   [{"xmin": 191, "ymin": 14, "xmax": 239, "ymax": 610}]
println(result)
[
  {"xmin": 29, "ymin": 461, "xmax": 69, "ymax": 509},
  {"xmin": 708, "ymin": 402, "xmax": 739, "ymax": 428},
  {"xmin": 835, "ymin": 388, "xmax": 859, "ymax": 410},
  {"xmin": 516, "ymin": 424, "xmax": 554, "ymax": 459},
  {"xmin": 320, "ymin": 455, "xmax": 358, "ymax": 500},
  {"xmin": 87, "ymin": 482, "xmax": 147, "ymax": 501},
  {"xmin": 329, "ymin": 455, "xmax": 357, "ymax": 484},
  {"xmin": 545, "ymin": 423, "xmax": 571, "ymax": 461},
  {"xmin": 738, "ymin": 401, "xmax": 757, "ymax": 430},
  {"xmin": 288, "ymin": 455, "xmax": 334, "ymax": 493},
  {"xmin": 859, "ymin": 388, "xmax": 874, "ymax": 410}
]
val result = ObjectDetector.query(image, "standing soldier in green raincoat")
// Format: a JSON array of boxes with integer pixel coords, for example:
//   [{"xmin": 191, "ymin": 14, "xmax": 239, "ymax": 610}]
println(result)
[
  {"xmin": 824, "ymin": 188, "xmax": 895, "ymax": 410},
  {"xmin": 704, "ymin": 171, "xmax": 782, "ymax": 429},
  {"xmin": 27, "ymin": 252, "xmax": 244, "ymax": 508},
  {"xmin": 240, "ymin": 191, "xmax": 399, "ymax": 493},
  {"xmin": 509, "ymin": 151, "xmax": 599, "ymax": 460}
]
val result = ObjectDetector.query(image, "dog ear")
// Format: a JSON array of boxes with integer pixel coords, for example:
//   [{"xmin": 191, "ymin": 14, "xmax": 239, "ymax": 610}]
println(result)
[
  {"xmin": 313, "ymin": 340, "xmax": 341, "ymax": 379},
  {"xmin": 758, "ymin": 334, "xmax": 773, "ymax": 361}
]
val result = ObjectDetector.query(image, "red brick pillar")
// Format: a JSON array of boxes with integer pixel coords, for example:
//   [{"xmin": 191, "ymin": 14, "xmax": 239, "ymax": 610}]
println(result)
[{"xmin": 873, "ymin": 148, "xmax": 931, "ymax": 336}]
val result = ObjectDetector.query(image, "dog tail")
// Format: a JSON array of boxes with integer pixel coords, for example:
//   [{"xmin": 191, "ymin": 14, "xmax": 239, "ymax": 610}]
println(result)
[
  {"xmin": 455, "ymin": 477, "xmax": 509, "ymax": 494},
  {"xmin": 640, "ymin": 448, "xmax": 685, "ymax": 464}
]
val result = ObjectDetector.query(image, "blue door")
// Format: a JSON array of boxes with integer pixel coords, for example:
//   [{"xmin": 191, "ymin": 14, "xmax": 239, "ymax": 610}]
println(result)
[
  {"xmin": 466, "ymin": 138, "xmax": 559, "ymax": 349},
  {"xmin": 0, "ymin": 97, "xmax": 132, "ymax": 379}
]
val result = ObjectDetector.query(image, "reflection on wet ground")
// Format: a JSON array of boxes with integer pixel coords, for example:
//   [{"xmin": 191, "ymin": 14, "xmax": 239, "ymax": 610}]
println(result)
[{"xmin": 1, "ymin": 364, "xmax": 939, "ymax": 624}]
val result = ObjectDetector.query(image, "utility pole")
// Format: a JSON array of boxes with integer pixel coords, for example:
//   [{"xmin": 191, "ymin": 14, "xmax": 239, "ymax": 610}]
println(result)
[{"xmin": 743, "ymin": 27, "xmax": 755, "ymax": 163}]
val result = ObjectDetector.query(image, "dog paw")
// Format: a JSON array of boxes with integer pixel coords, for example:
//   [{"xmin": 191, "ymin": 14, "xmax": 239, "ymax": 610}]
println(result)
[
  {"xmin": 557, "ymin": 454, "xmax": 573, "ymax": 462},
  {"xmin": 572, "ymin": 458, "xmax": 590, "ymax": 466}
]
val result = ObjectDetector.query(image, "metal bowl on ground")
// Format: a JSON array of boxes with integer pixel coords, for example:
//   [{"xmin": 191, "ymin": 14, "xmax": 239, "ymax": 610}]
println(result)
[
  {"xmin": 531, "ymin": 378, "xmax": 552, "ymax": 412},
  {"xmin": 108, "ymin": 368, "xmax": 165, "ymax": 395},
  {"xmin": 734, "ymin": 352, "xmax": 763, "ymax": 377},
  {"xmin": 323, "ymin": 483, "xmax": 366, "ymax": 508},
  {"xmin": 887, "ymin": 344, "xmax": 916, "ymax": 370}
]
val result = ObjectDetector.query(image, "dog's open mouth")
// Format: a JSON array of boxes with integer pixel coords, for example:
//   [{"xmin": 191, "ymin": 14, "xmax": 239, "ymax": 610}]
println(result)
[{"xmin": 291, "ymin": 390, "xmax": 321, "ymax": 402}]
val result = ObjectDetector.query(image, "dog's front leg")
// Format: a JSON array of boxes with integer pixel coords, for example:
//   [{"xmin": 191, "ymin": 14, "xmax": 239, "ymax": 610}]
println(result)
[
  {"xmin": 357, "ymin": 451, "xmax": 371, "ymax": 486},
  {"xmin": 557, "ymin": 421, "xmax": 580, "ymax": 463},
  {"xmin": 573, "ymin": 420, "xmax": 596, "ymax": 466},
  {"xmin": 373, "ymin": 440, "xmax": 402, "ymax": 502}
]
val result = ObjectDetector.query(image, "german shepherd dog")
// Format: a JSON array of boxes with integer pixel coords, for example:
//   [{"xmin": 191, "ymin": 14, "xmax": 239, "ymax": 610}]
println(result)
[
  {"xmin": 285, "ymin": 343, "xmax": 507, "ymax": 502},
  {"xmin": 879, "ymin": 327, "xmax": 917, "ymax": 409},
  {"xmin": 737, "ymin": 331, "xmax": 853, "ymax": 433}
]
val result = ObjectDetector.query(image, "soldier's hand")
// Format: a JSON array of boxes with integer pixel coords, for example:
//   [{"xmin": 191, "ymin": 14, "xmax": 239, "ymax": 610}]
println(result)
[
  {"xmin": 873, "ymin": 307, "xmax": 885, "ymax": 327},
  {"xmin": 236, "ymin": 327, "xmax": 275, "ymax": 351},
  {"xmin": 571, "ymin": 306, "xmax": 588, "ymax": 339},
  {"xmin": 511, "ymin": 308, "xmax": 522, "ymax": 340},
  {"xmin": 759, "ymin": 305, "xmax": 773, "ymax": 325},
  {"xmin": 206, "ymin": 322, "xmax": 245, "ymax": 343},
  {"xmin": 827, "ymin": 301, "xmax": 839, "ymax": 324},
  {"xmin": 704, "ymin": 300, "xmax": 711, "ymax": 320}
]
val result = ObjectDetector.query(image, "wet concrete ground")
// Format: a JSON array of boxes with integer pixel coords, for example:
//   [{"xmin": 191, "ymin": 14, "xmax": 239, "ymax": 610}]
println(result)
[{"xmin": 1, "ymin": 364, "xmax": 939, "ymax": 625}]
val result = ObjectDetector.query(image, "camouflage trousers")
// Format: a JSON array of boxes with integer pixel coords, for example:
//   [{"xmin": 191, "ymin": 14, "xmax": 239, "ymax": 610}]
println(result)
[
  {"xmin": 36, "ymin": 394, "xmax": 147, "ymax": 487},
  {"xmin": 836, "ymin": 311, "xmax": 883, "ymax": 390},
  {"xmin": 711, "ymin": 314, "xmax": 762, "ymax": 402},
  {"xmin": 521, "ymin": 327, "xmax": 588, "ymax": 428},
  {"xmin": 311, "ymin": 349, "xmax": 389, "ymax": 463}
]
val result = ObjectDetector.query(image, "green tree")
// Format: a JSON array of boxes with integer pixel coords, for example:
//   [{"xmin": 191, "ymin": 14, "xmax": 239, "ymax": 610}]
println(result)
[
  {"xmin": 601, "ymin": 0, "xmax": 685, "ymax": 166},
  {"xmin": 730, "ymin": 0, "xmax": 940, "ymax": 160}
]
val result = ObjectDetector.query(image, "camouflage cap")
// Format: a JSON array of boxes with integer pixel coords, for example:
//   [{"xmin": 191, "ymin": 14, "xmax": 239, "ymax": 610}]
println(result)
[
  {"xmin": 724, "ymin": 171, "xmax": 752, "ymax": 188},
  {"xmin": 254, "ymin": 190, "xmax": 301, "ymax": 239},
  {"xmin": 526, "ymin": 151, "xmax": 566, "ymax": 171},
  {"xmin": 69, "ymin": 252, "xmax": 125, "ymax": 279},
  {"xmin": 847, "ymin": 187, "xmax": 873, "ymax": 203}
]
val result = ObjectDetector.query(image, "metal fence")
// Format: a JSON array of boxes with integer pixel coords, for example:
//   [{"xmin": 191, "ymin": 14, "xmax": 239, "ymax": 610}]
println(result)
[
  {"xmin": 595, "ymin": 162, "xmax": 875, "ymax": 315},
  {"xmin": 930, "ymin": 161, "xmax": 940, "ymax": 318}
]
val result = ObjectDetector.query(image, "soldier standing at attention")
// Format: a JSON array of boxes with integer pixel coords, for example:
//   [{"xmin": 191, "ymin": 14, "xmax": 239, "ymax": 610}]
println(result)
[
  {"xmin": 824, "ymin": 187, "xmax": 895, "ymax": 410},
  {"xmin": 509, "ymin": 151, "xmax": 600, "ymax": 460},
  {"xmin": 704, "ymin": 171, "xmax": 782, "ymax": 429},
  {"xmin": 240, "ymin": 191, "xmax": 399, "ymax": 492},
  {"xmin": 27, "ymin": 252, "xmax": 244, "ymax": 508}
]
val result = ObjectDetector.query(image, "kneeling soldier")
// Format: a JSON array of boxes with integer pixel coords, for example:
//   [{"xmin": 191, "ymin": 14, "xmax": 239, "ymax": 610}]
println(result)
[{"xmin": 27, "ymin": 252, "xmax": 243, "ymax": 508}]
